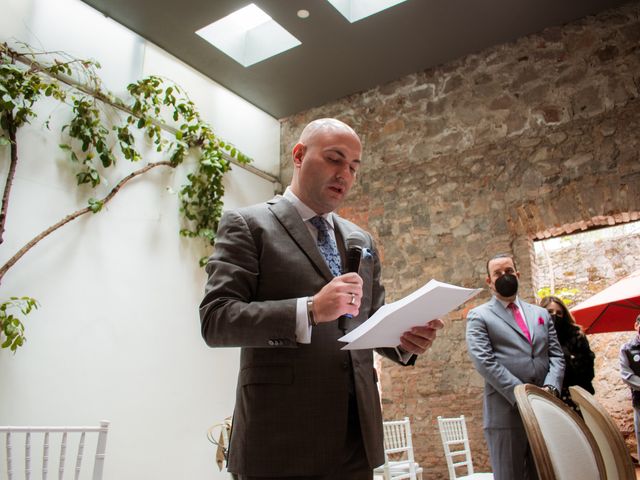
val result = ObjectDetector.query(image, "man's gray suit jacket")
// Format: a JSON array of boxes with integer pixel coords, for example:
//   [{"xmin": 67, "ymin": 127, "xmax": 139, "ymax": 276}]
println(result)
[
  {"xmin": 466, "ymin": 296, "xmax": 565, "ymax": 429},
  {"xmin": 199, "ymin": 196, "xmax": 411, "ymax": 476}
]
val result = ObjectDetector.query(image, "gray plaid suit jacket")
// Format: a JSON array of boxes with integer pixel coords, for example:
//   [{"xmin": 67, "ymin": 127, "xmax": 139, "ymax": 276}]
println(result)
[{"xmin": 199, "ymin": 195, "xmax": 410, "ymax": 476}]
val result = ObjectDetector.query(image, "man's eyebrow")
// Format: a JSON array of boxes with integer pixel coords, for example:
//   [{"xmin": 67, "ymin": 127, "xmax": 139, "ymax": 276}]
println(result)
[
  {"xmin": 325, "ymin": 147, "xmax": 346, "ymax": 158},
  {"xmin": 492, "ymin": 267, "xmax": 507, "ymax": 274},
  {"xmin": 324, "ymin": 148, "xmax": 360, "ymax": 164}
]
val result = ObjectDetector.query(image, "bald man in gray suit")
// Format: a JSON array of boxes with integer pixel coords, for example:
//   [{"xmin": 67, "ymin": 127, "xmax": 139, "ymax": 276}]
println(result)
[
  {"xmin": 200, "ymin": 118, "xmax": 444, "ymax": 479},
  {"xmin": 466, "ymin": 254, "xmax": 564, "ymax": 480}
]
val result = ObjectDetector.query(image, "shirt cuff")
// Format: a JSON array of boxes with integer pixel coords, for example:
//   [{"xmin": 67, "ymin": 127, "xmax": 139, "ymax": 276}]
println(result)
[{"xmin": 295, "ymin": 297, "xmax": 312, "ymax": 344}]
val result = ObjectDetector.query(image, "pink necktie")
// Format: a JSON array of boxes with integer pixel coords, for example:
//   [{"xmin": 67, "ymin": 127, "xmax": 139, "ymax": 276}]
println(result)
[{"xmin": 508, "ymin": 303, "xmax": 531, "ymax": 343}]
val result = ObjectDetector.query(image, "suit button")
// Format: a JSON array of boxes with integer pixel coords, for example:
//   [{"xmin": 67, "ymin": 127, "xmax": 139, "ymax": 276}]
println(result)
[
  {"xmin": 268, "ymin": 340, "xmax": 275, "ymax": 346},
  {"xmin": 342, "ymin": 361, "xmax": 349, "ymax": 370}
]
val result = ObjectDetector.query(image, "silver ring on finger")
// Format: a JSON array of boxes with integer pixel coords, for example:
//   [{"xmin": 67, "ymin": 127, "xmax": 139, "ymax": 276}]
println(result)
[{"xmin": 349, "ymin": 293, "xmax": 356, "ymax": 305}]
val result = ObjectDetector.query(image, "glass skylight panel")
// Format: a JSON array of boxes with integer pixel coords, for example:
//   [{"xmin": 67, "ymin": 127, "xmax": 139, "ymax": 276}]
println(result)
[
  {"xmin": 326, "ymin": 0, "xmax": 408, "ymax": 23},
  {"xmin": 196, "ymin": 3, "xmax": 301, "ymax": 67}
]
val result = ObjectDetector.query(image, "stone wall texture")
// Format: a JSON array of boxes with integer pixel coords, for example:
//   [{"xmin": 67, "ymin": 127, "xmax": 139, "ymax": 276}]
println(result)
[{"xmin": 280, "ymin": 2, "xmax": 640, "ymax": 477}]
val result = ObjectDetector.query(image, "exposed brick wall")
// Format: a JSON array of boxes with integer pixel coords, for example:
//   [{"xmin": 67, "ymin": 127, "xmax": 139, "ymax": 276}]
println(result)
[{"xmin": 280, "ymin": 2, "xmax": 640, "ymax": 477}]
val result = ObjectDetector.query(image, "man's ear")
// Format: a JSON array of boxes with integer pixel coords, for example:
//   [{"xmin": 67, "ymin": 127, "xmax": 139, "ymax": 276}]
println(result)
[
  {"xmin": 292, "ymin": 143, "xmax": 306, "ymax": 165},
  {"xmin": 485, "ymin": 276, "xmax": 492, "ymax": 287}
]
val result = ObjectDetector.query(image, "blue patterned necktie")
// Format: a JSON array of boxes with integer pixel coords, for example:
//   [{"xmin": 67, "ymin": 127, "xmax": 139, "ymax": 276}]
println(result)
[{"xmin": 309, "ymin": 216, "xmax": 342, "ymax": 277}]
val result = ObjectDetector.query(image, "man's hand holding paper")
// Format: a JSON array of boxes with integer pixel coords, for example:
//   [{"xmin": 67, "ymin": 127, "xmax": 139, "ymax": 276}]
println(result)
[
  {"xmin": 399, "ymin": 318, "xmax": 446, "ymax": 355},
  {"xmin": 339, "ymin": 279, "xmax": 482, "ymax": 350}
]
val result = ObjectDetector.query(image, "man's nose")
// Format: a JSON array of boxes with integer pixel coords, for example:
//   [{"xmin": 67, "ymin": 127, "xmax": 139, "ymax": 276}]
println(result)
[{"xmin": 337, "ymin": 164, "xmax": 353, "ymax": 180}]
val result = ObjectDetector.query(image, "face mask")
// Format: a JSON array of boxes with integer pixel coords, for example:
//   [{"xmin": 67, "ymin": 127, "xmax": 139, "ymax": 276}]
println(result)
[
  {"xmin": 494, "ymin": 273, "xmax": 518, "ymax": 297},
  {"xmin": 550, "ymin": 314, "xmax": 563, "ymax": 327}
]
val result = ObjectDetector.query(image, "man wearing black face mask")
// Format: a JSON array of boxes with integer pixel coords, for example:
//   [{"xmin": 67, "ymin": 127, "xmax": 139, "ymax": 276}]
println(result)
[{"xmin": 466, "ymin": 253, "xmax": 564, "ymax": 480}]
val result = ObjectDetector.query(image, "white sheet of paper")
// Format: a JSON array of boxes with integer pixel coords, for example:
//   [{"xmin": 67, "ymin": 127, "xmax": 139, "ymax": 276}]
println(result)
[{"xmin": 338, "ymin": 279, "xmax": 482, "ymax": 350}]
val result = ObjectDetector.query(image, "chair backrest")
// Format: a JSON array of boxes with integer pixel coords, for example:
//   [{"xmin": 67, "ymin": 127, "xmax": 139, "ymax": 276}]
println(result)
[
  {"xmin": 381, "ymin": 417, "xmax": 418, "ymax": 477},
  {"xmin": 514, "ymin": 384, "xmax": 606, "ymax": 480},
  {"xmin": 569, "ymin": 385, "xmax": 636, "ymax": 480},
  {"xmin": 437, "ymin": 415, "xmax": 475, "ymax": 479},
  {"xmin": 0, "ymin": 421, "xmax": 110, "ymax": 480}
]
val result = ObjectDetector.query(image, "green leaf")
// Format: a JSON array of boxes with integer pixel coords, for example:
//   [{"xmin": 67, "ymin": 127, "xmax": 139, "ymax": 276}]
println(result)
[
  {"xmin": 0, "ymin": 296, "xmax": 37, "ymax": 352},
  {"xmin": 88, "ymin": 197, "xmax": 104, "ymax": 213},
  {"xmin": 100, "ymin": 151, "xmax": 113, "ymax": 168}
]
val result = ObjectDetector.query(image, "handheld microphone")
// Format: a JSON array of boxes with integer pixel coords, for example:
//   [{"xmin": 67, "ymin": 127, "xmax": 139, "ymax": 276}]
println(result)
[{"xmin": 338, "ymin": 231, "xmax": 369, "ymax": 332}]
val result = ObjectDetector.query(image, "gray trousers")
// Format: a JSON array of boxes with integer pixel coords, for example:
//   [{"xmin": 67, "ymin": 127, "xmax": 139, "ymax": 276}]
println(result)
[{"xmin": 484, "ymin": 426, "xmax": 538, "ymax": 480}]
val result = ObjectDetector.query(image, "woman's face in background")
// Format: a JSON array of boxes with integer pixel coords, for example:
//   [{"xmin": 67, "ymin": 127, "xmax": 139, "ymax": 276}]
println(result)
[
  {"xmin": 546, "ymin": 301, "xmax": 565, "ymax": 326},
  {"xmin": 546, "ymin": 301, "xmax": 563, "ymax": 318}
]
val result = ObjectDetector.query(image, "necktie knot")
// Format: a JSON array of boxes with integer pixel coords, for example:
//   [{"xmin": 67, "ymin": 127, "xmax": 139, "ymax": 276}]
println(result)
[
  {"xmin": 309, "ymin": 216, "xmax": 341, "ymax": 277},
  {"xmin": 309, "ymin": 215, "xmax": 329, "ymax": 233}
]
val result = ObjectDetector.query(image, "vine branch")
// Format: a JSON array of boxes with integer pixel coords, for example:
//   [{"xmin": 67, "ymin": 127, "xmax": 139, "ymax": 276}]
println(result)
[
  {"xmin": 0, "ymin": 112, "xmax": 17, "ymax": 244},
  {"xmin": 0, "ymin": 160, "xmax": 172, "ymax": 283}
]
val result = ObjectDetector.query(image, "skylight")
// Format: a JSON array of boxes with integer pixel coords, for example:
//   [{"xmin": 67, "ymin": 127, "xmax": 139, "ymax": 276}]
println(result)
[
  {"xmin": 195, "ymin": 3, "xmax": 301, "ymax": 67},
  {"xmin": 325, "ymin": 0, "xmax": 409, "ymax": 23}
]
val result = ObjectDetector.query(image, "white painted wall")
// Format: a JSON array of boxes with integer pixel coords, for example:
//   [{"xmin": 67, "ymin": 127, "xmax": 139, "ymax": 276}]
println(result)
[{"xmin": 0, "ymin": 0, "xmax": 280, "ymax": 478}]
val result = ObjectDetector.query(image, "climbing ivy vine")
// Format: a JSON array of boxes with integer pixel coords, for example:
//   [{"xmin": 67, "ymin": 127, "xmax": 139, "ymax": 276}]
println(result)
[{"xmin": 0, "ymin": 42, "xmax": 251, "ymax": 351}]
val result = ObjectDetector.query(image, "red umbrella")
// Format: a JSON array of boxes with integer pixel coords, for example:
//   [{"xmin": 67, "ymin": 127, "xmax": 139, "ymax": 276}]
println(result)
[{"xmin": 570, "ymin": 270, "xmax": 640, "ymax": 334}]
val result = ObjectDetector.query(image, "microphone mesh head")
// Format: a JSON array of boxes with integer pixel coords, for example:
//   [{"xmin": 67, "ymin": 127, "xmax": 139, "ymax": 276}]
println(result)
[{"xmin": 346, "ymin": 231, "xmax": 368, "ymax": 250}]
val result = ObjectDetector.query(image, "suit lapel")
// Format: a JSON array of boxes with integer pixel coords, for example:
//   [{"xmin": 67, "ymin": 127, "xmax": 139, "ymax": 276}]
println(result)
[
  {"xmin": 520, "ymin": 301, "xmax": 538, "ymax": 344},
  {"xmin": 333, "ymin": 216, "xmax": 374, "ymax": 281},
  {"xmin": 333, "ymin": 216, "xmax": 353, "ymax": 253},
  {"xmin": 333, "ymin": 221, "xmax": 347, "ymax": 260},
  {"xmin": 333, "ymin": 216, "xmax": 374, "ymax": 251},
  {"xmin": 268, "ymin": 197, "xmax": 334, "ymax": 281}
]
